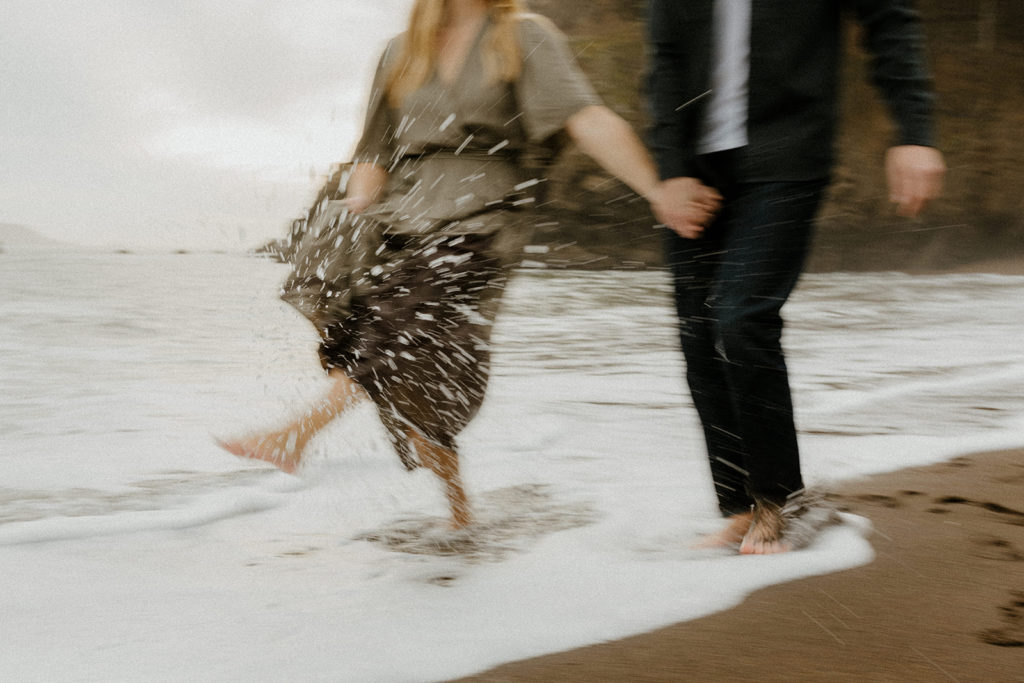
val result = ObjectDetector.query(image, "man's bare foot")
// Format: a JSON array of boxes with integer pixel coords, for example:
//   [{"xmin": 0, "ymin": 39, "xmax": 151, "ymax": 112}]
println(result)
[
  {"xmin": 739, "ymin": 501, "xmax": 793, "ymax": 555},
  {"xmin": 692, "ymin": 511, "xmax": 753, "ymax": 549},
  {"xmin": 216, "ymin": 433, "xmax": 303, "ymax": 474}
]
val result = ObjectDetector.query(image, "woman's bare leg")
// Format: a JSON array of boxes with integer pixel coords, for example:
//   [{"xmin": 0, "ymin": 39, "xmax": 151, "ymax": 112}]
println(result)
[
  {"xmin": 406, "ymin": 428, "xmax": 472, "ymax": 529},
  {"xmin": 219, "ymin": 370, "xmax": 367, "ymax": 473}
]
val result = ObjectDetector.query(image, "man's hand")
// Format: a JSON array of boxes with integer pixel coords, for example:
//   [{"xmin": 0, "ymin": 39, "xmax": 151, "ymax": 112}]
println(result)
[
  {"xmin": 886, "ymin": 145, "xmax": 945, "ymax": 218},
  {"xmin": 649, "ymin": 177, "xmax": 722, "ymax": 239}
]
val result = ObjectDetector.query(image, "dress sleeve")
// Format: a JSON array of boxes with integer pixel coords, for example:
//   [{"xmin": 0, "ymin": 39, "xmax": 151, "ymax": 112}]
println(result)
[
  {"xmin": 352, "ymin": 40, "xmax": 399, "ymax": 167},
  {"xmin": 513, "ymin": 16, "xmax": 603, "ymax": 143}
]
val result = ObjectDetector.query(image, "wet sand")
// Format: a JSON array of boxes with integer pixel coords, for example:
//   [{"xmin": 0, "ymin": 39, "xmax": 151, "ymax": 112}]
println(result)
[
  {"xmin": 456, "ymin": 449, "xmax": 1024, "ymax": 682},
  {"xmin": 937, "ymin": 257, "xmax": 1024, "ymax": 276}
]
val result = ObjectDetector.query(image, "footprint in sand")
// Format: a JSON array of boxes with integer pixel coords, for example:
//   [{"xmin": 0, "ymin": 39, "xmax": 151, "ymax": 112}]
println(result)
[
  {"xmin": 970, "ymin": 535, "xmax": 1024, "ymax": 562},
  {"xmin": 851, "ymin": 493, "xmax": 903, "ymax": 508},
  {"xmin": 425, "ymin": 575, "xmax": 459, "ymax": 587},
  {"xmin": 277, "ymin": 546, "xmax": 321, "ymax": 558},
  {"xmin": 978, "ymin": 591, "xmax": 1024, "ymax": 648},
  {"xmin": 930, "ymin": 496, "xmax": 1024, "ymax": 526}
]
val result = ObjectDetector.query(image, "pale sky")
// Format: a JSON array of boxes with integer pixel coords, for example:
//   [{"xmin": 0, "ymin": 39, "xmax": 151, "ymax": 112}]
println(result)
[{"xmin": 1, "ymin": 0, "xmax": 413, "ymax": 250}]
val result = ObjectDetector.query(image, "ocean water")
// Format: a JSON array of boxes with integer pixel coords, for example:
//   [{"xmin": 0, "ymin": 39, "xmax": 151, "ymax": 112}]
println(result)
[{"xmin": 1, "ymin": 247, "xmax": 1022, "ymax": 682}]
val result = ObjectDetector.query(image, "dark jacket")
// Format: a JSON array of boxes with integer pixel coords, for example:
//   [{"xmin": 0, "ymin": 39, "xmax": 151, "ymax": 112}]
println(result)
[{"xmin": 646, "ymin": 0, "xmax": 937, "ymax": 182}]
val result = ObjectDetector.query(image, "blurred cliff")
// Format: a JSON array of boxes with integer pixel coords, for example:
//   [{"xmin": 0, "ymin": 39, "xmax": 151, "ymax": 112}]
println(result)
[{"xmin": 262, "ymin": 0, "xmax": 1024, "ymax": 272}]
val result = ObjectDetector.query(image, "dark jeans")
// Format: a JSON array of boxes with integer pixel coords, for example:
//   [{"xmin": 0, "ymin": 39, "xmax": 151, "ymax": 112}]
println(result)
[{"xmin": 664, "ymin": 150, "xmax": 827, "ymax": 515}]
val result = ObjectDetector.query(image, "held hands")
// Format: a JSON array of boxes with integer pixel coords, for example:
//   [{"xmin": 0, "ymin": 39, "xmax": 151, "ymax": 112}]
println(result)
[
  {"xmin": 886, "ymin": 145, "xmax": 946, "ymax": 218},
  {"xmin": 649, "ymin": 177, "xmax": 723, "ymax": 239},
  {"xmin": 648, "ymin": 144, "xmax": 944, "ymax": 239}
]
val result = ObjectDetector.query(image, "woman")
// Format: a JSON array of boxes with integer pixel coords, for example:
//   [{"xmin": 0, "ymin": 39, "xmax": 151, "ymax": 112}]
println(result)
[{"xmin": 221, "ymin": 0, "xmax": 718, "ymax": 528}]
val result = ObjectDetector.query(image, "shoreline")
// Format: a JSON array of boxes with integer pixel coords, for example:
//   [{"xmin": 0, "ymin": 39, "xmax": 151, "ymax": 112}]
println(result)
[
  {"xmin": 456, "ymin": 448, "xmax": 1024, "ymax": 682},
  {"xmin": 5, "ymin": 242, "xmax": 1023, "ymax": 277}
]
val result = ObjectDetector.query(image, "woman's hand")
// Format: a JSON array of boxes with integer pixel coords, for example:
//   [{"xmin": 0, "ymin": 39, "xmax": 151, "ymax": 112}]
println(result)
[
  {"xmin": 342, "ymin": 196, "xmax": 375, "ymax": 215},
  {"xmin": 344, "ymin": 163, "xmax": 388, "ymax": 215}
]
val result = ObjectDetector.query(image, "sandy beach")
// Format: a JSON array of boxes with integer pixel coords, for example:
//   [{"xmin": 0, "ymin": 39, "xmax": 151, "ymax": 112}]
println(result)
[{"xmin": 457, "ymin": 448, "xmax": 1024, "ymax": 682}]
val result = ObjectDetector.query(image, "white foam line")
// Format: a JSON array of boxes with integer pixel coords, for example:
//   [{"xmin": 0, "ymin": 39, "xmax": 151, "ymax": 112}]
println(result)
[
  {"xmin": 0, "ymin": 491, "xmax": 283, "ymax": 546},
  {"xmin": 805, "ymin": 363, "xmax": 1024, "ymax": 416}
]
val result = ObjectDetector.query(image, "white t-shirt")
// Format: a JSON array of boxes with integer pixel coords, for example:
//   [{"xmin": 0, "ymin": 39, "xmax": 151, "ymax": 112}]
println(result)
[{"xmin": 697, "ymin": 0, "xmax": 751, "ymax": 154}]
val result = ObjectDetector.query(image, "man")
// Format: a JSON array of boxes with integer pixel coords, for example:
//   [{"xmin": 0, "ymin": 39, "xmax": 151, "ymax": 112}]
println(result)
[{"xmin": 646, "ymin": 0, "xmax": 946, "ymax": 553}]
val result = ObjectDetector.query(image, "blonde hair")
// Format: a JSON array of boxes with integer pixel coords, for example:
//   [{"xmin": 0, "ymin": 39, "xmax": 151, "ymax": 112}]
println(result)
[{"xmin": 386, "ymin": 0, "xmax": 526, "ymax": 106}]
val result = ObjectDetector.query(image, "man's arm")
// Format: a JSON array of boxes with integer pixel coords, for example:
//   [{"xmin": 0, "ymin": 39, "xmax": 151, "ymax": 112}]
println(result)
[
  {"xmin": 855, "ymin": 0, "xmax": 946, "ymax": 216},
  {"xmin": 646, "ymin": 0, "xmax": 695, "ymax": 181},
  {"xmin": 645, "ymin": 0, "xmax": 721, "ymax": 236}
]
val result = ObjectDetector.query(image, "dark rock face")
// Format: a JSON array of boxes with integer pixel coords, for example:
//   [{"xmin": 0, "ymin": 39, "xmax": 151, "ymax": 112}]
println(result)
[
  {"xmin": 534, "ymin": 0, "xmax": 1024, "ymax": 272},
  {"xmin": 818, "ymin": 0, "xmax": 1024, "ymax": 272},
  {"xmin": 286, "ymin": 1, "xmax": 1024, "ymax": 272}
]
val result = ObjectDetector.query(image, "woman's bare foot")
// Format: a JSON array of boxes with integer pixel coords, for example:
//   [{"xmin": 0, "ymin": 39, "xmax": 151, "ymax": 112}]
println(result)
[
  {"xmin": 216, "ymin": 373, "xmax": 365, "ymax": 475},
  {"xmin": 406, "ymin": 429, "xmax": 472, "ymax": 529},
  {"xmin": 449, "ymin": 494, "xmax": 473, "ymax": 530},
  {"xmin": 692, "ymin": 511, "xmax": 753, "ymax": 549},
  {"xmin": 216, "ymin": 432, "xmax": 304, "ymax": 474},
  {"xmin": 739, "ymin": 501, "xmax": 793, "ymax": 555}
]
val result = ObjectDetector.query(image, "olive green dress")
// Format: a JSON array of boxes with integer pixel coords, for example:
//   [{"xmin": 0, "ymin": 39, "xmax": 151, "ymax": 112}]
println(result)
[{"xmin": 282, "ymin": 15, "xmax": 601, "ymax": 466}]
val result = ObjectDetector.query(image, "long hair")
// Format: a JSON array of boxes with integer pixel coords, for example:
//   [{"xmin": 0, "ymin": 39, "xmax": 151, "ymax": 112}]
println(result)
[{"xmin": 386, "ymin": 0, "xmax": 526, "ymax": 107}]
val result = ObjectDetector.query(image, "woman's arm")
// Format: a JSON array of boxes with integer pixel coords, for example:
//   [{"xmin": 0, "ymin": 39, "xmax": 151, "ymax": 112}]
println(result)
[
  {"xmin": 566, "ymin": 105, "xmax": 660, "ymax": 200},
  {"xmin": 344, "ymin": 163, "xmax": 388, "ymax": 214},
  {"xmin": 566, "ymin": 105, "xmax": 720, "ymax": 237}
]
